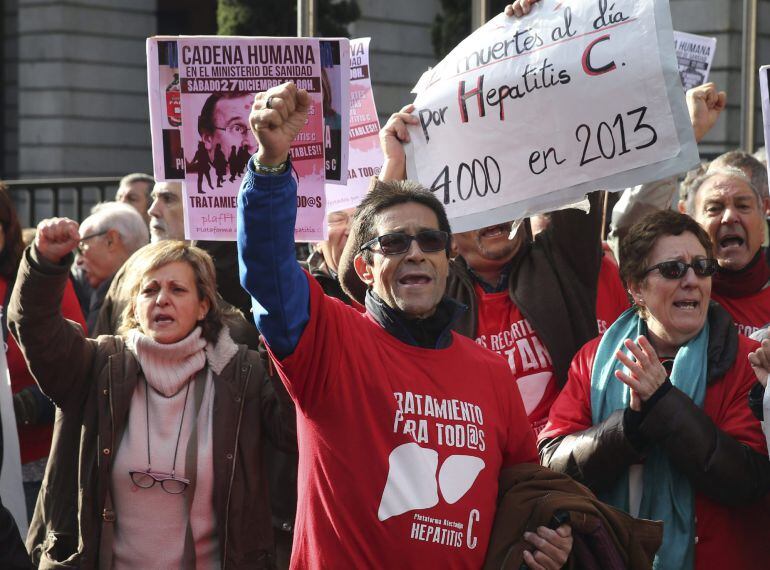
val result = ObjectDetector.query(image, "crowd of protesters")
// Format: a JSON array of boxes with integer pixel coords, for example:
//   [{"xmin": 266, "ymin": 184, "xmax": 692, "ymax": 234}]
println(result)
[{"xmin": 0, "ymin": 0, "xmax": 770, "ymax": 568}]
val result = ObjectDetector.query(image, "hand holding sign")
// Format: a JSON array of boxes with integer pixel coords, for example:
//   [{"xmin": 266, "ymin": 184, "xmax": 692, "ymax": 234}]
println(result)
[
  {"xmin": 505, "ymin": 0, "xmax": 540, "ymax": 18},
  {"xmin": 250, "ymin": 82, "xmax": 311, "ymax": 166},
  {"xmin": 686, "ymin": 82, "xmax": 726, "ymax": 142}
]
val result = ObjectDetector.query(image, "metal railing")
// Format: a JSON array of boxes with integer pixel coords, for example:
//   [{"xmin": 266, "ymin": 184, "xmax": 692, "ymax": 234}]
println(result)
[{"xmin": 4, "ymin": 177, "xmax": 121, "ymax": 228}]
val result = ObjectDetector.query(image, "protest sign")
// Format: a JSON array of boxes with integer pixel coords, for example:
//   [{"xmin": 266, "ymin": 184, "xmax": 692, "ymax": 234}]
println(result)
[
  {"xmin": 760, "ymin": 66, "xmax": 770, "ymax": 178},
  {"xmin": 406, "ymin": 0, "xmax": 698, "ymax": 232},
  {"xmin": 325, "ymin": 38, "xmax": 384, "ymax": 212},
  {"xmin": 0, "ymin": 345, "xmax": 27, "ymax": 536},
  {"xmin": 674, "ymin": 31, "xmax": 716, "ymax": 91},
  {"xmin": 160, "ymin": 37, "xmax": 326, "ymax": 241},
  {"xmin": 321, "ymin": 39, "xmax": 351, "ymax": 185},
  {"xmin": 147, "ymin": 38, "xmax": 185, "ymax": 181}
]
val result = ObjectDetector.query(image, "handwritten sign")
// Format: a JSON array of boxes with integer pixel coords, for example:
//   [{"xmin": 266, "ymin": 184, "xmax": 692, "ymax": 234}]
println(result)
[
  {"xmin": 406, "ymin": 0, "xmax": 698, "ymax": 232},
  {"xmin": 674, "ymin": 31, "xmax": 716, "ymax": 91},
  {"xmin": 325, "ymin": 38, "xmax": 384, "ymax": 212}
]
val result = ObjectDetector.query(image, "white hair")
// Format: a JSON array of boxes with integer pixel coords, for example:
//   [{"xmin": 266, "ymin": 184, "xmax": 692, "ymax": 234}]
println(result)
[{"xmin": 82, "ymin": 202, "xmax": 149, "ymax": 253}]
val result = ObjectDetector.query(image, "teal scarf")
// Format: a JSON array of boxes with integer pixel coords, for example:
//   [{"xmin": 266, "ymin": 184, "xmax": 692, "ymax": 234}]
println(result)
[{"xmin": 590, "ymin": 308, "xmax": 709, "ymax": 570}]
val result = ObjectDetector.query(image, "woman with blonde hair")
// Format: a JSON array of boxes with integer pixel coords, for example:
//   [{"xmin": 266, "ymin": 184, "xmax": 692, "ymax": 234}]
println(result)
[{"xmin": 11, "ymin": 216, "xmax": 291, "ymax": 568}]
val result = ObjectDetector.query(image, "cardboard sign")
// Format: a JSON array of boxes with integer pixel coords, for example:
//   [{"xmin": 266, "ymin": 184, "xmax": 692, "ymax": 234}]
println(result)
[
  {"xmin": 325, "ymin": 38, "xmax": 384, "ymax": 212},
  {"xmin": 147, "ymin": 37, "xmax": 327, "ymax": 241},
  {"xmin": 674, "ymin": 31, "xmax": 716, "ymax": 91},
  {"xmin": 406, "ymin": 0, "xmax": 698, "ymax": 232},
  {"xmin": 321, "ymin": 39, "xmax": 351, "ymax": 185}
]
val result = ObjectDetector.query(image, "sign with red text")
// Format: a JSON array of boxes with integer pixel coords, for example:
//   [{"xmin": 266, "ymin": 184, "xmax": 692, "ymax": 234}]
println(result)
[
  {"xmin": 325, "ymin": 38, "xmax": 384, "ymax": 212},
  {"xmin": 406, "ymin": 0, "xmax": 698, "ymax": 232}
]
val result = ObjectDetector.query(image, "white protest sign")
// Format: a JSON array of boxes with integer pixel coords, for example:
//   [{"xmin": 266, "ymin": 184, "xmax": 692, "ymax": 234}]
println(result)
[
  {"xmin": 325, "ymin": 38, "xmax": 384, "ymax": 212},
  {"xmin": 760, "ymin": 66, "xmax": 770, "ymax": 177},
  {"xmin": 406, "ymin": 0, "xmax": 698, "ymax": 232},
  {"xmin": 674, "ymin": 31, "xmax": 716, "ymax": 91}
]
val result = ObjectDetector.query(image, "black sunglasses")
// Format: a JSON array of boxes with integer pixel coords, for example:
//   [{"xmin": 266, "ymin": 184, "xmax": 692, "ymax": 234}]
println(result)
[
  {"xmin": 643, "ymin": 259, "xmax": 718, "ymax": 280},
  {"xmin": 359, "ymin": 230, "xmax": 449, "ymax": 256}
]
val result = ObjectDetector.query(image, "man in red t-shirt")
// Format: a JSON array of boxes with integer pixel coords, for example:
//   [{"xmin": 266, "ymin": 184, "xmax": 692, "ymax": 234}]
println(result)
[{"xmin": 237, "ymin": 80, "xmax": 572, "ymax": 569}]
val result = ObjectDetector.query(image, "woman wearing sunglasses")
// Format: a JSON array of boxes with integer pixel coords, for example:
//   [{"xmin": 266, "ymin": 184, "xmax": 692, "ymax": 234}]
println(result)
[
  {"xmin": 538, "ymin": 210, "xmax": 770, "ymax": 570},
  {"xmin": 9, "ymin": 218, "xmax": 291, "ymax": 568}
]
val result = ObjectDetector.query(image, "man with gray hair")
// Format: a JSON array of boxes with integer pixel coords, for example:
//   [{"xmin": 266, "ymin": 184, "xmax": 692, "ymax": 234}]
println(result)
[
  {"xmin": 76, "ymin": 201, "xmax": 148, "ymax": 333},
  {"xmin": 677, "ymin": 165, "xmax": 770, "ymax": 336},
  {"xmin": 115, "ymin": 173, "xmax": 154, "ymax": 226}
]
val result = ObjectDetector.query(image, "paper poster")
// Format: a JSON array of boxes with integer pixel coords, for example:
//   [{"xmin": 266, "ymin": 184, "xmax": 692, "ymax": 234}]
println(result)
[
  {"xmin": 405, "ymin": 0, "xmax": 698, "ymax": 232},
  {"xmin": 321, "ymin": 39, "xmax": 351, "ymax": 185},
  {"xmin": 674, "ymin": 31, "xmax": 716, "ymax": 91},
  {"xmin": 147, "ymin": 38, "xmax": 185, "ymax": 181},
  {"xmin": 325, "ymin": 38, "xmax": 384, "ymax": 213},
  {"xmin": 170, "ymin": 37, "xmax": 326, "ymax": 241},
  {"xmin": 760, "ymin": 66, "xmax": 770, "ymax": 179}
]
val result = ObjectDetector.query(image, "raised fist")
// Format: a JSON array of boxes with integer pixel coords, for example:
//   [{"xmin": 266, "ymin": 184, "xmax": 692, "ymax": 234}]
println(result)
[
  {"xmin": 35, "ymin": 217, "xmax": 80, "ymax": 264},
  {"xmin": 249, "ymin": 81, "xmax": 311, "ymax": 167}
]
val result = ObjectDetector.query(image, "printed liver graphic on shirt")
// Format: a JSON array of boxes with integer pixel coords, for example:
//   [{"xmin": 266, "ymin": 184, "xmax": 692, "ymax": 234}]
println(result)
[{"xmin": 378, "ymin": 442, "xmax": 485, "ymax": 521}]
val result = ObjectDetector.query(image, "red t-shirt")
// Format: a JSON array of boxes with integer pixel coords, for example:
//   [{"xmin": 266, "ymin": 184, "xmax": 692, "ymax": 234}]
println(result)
[
  {"xmin": 540, "ymin": 335, "xmax": 770, "ymax": 570},
  {"xmin": 0, "ymin": 275, "xmax": 86, "ymax": 464},
  {"xmin": 473, "ymin": 284, "xmax": 556, "ymax": 434},
  {"xmin": 712, "ymin": 288, "xmax": 770, "ymax": 337},
  {"xmin": 270, "ymin": 275, "xmax": 538, "ymax": 569},
  {"xmin": 595, "ymin": 254, "xmax": 629, "ymax": 334}
]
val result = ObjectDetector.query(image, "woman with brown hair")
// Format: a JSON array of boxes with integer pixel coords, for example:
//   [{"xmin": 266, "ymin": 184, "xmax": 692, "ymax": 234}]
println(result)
[
  {"xmin": 539, "ymin": 210, "xmax": 770, "ymax": 569},
  {"xmin": 10, "ymin": 217, "xmax": 291, "ymax": 568}
]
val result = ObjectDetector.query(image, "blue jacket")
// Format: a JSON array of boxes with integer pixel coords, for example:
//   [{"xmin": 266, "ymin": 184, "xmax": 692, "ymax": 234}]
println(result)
[{"xmin": 237, "ymin": 159, "xmax": 309, "ymax": 358}]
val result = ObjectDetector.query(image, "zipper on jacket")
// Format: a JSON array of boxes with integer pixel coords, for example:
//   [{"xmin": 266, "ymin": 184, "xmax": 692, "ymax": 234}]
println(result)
[{"xmin": 222, "ymin": 359, "xmax": 251, "ymax": 570}]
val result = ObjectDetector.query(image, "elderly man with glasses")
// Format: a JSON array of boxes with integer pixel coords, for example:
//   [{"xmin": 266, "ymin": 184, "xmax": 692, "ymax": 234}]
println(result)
[
  {"xmin": 75, "ymin": 202, "xmax": 148, "ymax": 334},
  {"xmin": 237, "ymin": 81, "xmax": 573, "ymax": 569}
]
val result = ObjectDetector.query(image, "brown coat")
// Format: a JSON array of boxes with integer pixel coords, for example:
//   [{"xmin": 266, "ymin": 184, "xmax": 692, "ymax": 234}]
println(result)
[
  {"xmin": 484, "ymin": 464, "xmax": 662, "ymax": 570},
  {"xmin": 9, "ymin": 247, "xmax": 291, "ymax": 569}
]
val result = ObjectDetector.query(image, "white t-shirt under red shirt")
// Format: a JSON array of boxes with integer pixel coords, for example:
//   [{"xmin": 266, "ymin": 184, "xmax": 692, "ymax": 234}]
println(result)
[{"xmin": 270, "ymin": 275, "xmax": 538, "ymax": 569}]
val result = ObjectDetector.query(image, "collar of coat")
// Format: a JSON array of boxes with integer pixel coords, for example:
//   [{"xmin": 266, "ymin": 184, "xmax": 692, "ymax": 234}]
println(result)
[{"xmin": 364, "ymin": 290, "xmax": 466, "ymax": 349}]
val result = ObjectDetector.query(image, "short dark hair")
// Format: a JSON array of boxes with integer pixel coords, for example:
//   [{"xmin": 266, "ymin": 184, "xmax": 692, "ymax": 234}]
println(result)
[
  {"xmin": 711, "ymin": 150, "xmax": 769, "ymax": 200},
  {"xmin": 351, "ymin": 180, "xmax": 452, "ymax": 264},
  {"xmin": 198, "ymin": 92, "xmax": 250, "ymax": 135},
  {"xmin": 619, "ymin": 210, "xmax": 713, "ymax": 289}
]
